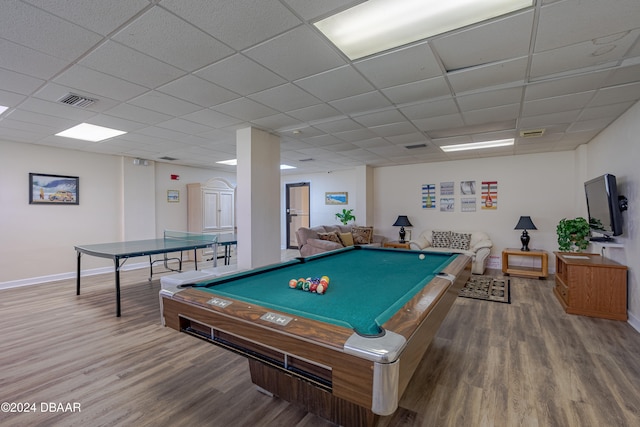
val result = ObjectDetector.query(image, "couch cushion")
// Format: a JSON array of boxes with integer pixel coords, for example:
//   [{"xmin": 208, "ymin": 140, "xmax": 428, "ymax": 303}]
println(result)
[
  {"xmin": 338, "ymin": 232, "xmax": 354, "ymax": 246},
  {"xmin": 318, "ymin": 231, "xmax": 343, "ymax": 246},
  {"xmin": 431, "ymin": 231, "xmax": 451, "ymax": 248},
  {"xmin": 352, "ymin": 226, "xmax": 373, "ymax": 244},
  {"xmin": 450, "ymin": 232, "xmax": 471, "ymax": 250}
]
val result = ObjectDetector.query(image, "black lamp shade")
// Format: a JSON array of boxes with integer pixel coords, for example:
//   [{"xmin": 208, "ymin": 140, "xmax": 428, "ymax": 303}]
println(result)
[
  {"xmin": 393, "ymin": 215, "xmax": 412, "ymax": 243},
  {"xmin": 514, "ymin": 216, "xmax": 537, "ymax": 251}
]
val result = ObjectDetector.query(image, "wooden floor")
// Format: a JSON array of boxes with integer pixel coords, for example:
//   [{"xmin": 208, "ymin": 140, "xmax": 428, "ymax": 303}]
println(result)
[{"xmin": 1, "ymin": 266, "xmax": 640, "ymax": 427}]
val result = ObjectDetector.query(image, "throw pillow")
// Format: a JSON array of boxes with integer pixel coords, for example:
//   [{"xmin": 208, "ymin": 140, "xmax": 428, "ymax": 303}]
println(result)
[
  {"xmin": 339, "ymin": 232, "xmax": 354, "ymax": 246},
  {"xmin": 450, "ymin": 232, "xmax": 471, "ymax": 250},
  {"xmin": 352, "ymin": 226, "xmax": 374, "ymax": 245},
  {"xmin": 431, "ymin": 231, "xmax": 451, "ymax": 248},
  {"xmin": 318, "ymin": 232, "xmax": 343, "ymax": 246}
]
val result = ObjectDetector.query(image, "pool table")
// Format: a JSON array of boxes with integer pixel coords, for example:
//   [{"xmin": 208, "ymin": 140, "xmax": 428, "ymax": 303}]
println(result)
[{"xmin": 160, "ymin": 246, "xmax": 471, "ymax": 426}]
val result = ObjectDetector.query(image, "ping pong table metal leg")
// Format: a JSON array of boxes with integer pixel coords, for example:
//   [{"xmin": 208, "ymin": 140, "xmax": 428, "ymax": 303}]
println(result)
[
  {"xmin": 76, "ymin": 251, "xmax": 82, "ymax": 295},
  {"xmin": 115, "ymin": 257, "xmax": 121, "ymax": 317}
]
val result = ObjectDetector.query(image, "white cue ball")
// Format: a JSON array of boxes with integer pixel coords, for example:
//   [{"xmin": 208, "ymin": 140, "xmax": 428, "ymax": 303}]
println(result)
[{"xmin": 419, "ymin": 254, "xmax": 425, "ymax": 260}]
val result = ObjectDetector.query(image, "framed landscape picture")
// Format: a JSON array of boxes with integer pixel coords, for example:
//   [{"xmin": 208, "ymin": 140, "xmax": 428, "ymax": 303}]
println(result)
[
  {"xmin": 325, "ymin": 192, "xmax": 348, "ymax": 205},
  {"xmin": 29, "ymin": 173, "xmax": 79, "ymax": 205}
]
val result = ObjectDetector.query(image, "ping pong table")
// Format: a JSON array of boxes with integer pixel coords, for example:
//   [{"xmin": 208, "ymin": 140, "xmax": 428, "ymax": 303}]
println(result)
[{"xmin": 75, "ymin": 230, "xmax": 218, "ymax": 317}]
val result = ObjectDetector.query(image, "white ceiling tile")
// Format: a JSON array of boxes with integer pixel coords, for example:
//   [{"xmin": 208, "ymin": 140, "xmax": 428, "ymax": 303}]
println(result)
[
  {"xmin": 352, "ymin": 110, "xmax": 406, "ymax": 127},
  {"xmin": 369, "ymin": 121, "xmax": 418, "ymax": 138},
  {"xmin": 129, "ymin": 91, "xmax": 201, "ymax": 116},
  {"xmin": 530, "ymin": 30, "xmax": 640, "ymax": 79},
  {"xmin": 112, "ymin": 7, "xmax": 234, "ymax": 72},
  {"xmin": 0, "ymin": 90, "xmax": 27, "ymax": 107},
  {"xmin": 382, "ymin": 77, "xmax": 451, "ymax": 105},
  {"xmin": 400, "ymin": 98, "xmax": 459, "ymax": 120},
  {"xmin": 329, "ymin": 91, "xmax": 391, "ymax": 115},
  {"xmin": 195, "ymin": 54, "xmax": 286, "ymax": 96},
  {"xmin": 86, "ymin": 114, "xmax": 148, "ymax": 132},
  {"xmin": 157, "ymin": 75, "xmax": 239, "ymax": 108},
  {"xmin": 604, "ymin": 63, "xmax": 640, "ymax": 87},
  {"xmin": 457, "ymin": 87, "xmax": 524, "ymax": 111},
  {"xmin": 448, "ymin": 57, "xmax": 528, "ymax": 94},
  {"xmin": 536, "ymin": 0, "xmax": 640, "ymax": 51},
  {"xmin": 286, "ymin": 104, "xmax": 342, "ymax": 122},
  {"xmin": 23, "ymin": 0, "xmax": 150, "ymax": 36},
  {"xmin": 525, "ymin": 71, "xmax": 609, "ymax": 100},
  {"xmin": 163, "ymin": 0, "xmax": 301, "ymax": 50},
  {"xmin": 181, "ymin": 109, "xmax": 244, "ymax": 128},
  {"xmin": 589, "ymin": 81, "xmax": 640, "ymax": 107},
  {"xmin": 0, "ymin": 68, "xmax": 43, "ymax": 95},
  {"xmin": 248, "ymin": 83, "xmax": 320, "ymax": 112},
  {"xmin": 463, "ymin": 104, "xmax": 520, "ymax": 126},
  {"xmin": 80, "ymin": 41, "xmax": 186, "ymax": 89},
  {"xmin": 53, "ymin": 65, "xmax": 148, "ymax": 101},
  {"xmin": 313, "ymin": 118, "xmax": 363, "ymax": 133},
  {"xmin": 332, "ymin": 128, "xmax": 377, "ymax": 142},
  {"xmin": 523, "ymin": 91, "xmax": 595, "ymax": 116},
  {"xmin": 250, "ymin": 113, "xmax": 303, "ymax": 131},
  {"xmin": 354, "ymin": 42, "xmax": 442, "ymax": 88},
  {"xmin": 244, "ymin": 26, "xmax": 346, "ymax": 81},
  {"xmin": 0, "ymin": 0, "xmax": 102, "ymax": 60},
  {"xmin": 281, "ymin": 0, "xmax": 360, "ymax": 21},
  {"xmin": 579, "ymin": 102, "xmax": 635, "ymax": 121},
  {"xmin": 103, "ymin": 103, "xmax": 172, "ymax": 125},
  {"xmin": 212, "ymin": 98, "xmax": 279, "ymax": 121},
  {"xmin": 518, "ymin": 110, "xmax": 581, "ymax": 128},
  {"xmin": 432, "ymin": 11, "xmax": 534, "ymax": 72},
  {"xmin": 156, "ymin": 118, "xmax": 215, "ymax": 135},
  {"xmin": 413, "ymin": 113, "xmax": 465, "ymax": 132},
  {"xmin": 0, "ymin": 39, "xmax": 68, "ymax": 80},
  {"xmin": 295, "ymin": 66, "xmax": 374, "ymax": 102}
]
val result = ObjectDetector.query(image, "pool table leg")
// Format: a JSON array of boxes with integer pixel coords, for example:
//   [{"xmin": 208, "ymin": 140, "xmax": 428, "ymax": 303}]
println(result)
[{"xmin": 114, "ymin": 257, "xmax": 121, "ymax": 317}]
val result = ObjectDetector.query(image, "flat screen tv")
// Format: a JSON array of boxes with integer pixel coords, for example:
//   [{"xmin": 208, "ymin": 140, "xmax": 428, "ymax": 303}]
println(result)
[{"xmin": 584, "ymin": 173, "xmax": 626, "ymax": 239}]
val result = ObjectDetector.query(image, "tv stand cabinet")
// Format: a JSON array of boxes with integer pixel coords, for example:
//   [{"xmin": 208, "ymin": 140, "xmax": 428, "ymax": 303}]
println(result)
[{"xmin": 553, "ymin": 252, "xmax": 628, "ymax": 321}]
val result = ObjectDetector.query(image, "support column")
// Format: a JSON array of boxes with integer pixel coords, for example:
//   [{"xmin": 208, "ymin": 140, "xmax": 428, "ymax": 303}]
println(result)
[
  {"xmin": 355, "ymin": 165, "xmax": 374, "ymax": 226},
  {"xmin": 236, "ymin": 127, "xmax": 281, "ymax": 270}
]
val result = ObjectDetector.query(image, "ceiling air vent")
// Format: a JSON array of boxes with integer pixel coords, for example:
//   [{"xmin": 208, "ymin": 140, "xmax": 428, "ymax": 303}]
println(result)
[
  {"xmin": 520, "ymin": 129, "xmax": 545, "ymax": 138},
  {"xmin": 159, "ymin": 156, "xmax": 178, "ymax": 161},
  {"xmin": 299, "ymin": 158, "xmax": 314, "ymax": 162},
  {"xmin": 57, "ymin": 93, "xmax": 97, "ymax": 108},
  {"xmin": 405, "ymin": 143, "xmax": 427, "ymax": 149}
]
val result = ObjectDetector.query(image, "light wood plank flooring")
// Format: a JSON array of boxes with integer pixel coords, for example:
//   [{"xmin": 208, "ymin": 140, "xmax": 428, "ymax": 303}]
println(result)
[{"xmin": 1, "ymin": 266, "xmax": 640, "ymax": 427}]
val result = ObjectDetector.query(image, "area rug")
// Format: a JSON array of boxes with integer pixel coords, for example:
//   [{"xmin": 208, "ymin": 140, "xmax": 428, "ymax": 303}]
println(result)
[{"xmin": 459, "ymin": 276, "xmax": 510, "ymax": 303}]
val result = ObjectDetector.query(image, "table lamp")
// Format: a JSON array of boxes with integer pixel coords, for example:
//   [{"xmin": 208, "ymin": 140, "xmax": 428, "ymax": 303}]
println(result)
[
  {"xmin": 514, "ymin": 216, "xmax": 537, "ymax": 251},
  {"xmin": 392, "ymin": 215, "xmax": 412, "ymax": 243}
]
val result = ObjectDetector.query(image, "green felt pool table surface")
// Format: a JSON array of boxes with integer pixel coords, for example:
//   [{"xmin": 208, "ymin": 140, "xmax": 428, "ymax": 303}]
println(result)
[{"xmin": 191, "ymin": 246, "xmax": 458, "ymax": 336}]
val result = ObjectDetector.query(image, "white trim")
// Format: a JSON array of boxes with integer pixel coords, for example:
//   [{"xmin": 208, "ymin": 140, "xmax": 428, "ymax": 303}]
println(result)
[
  {"xmin": 628, "ymin": 311, "xmax": 640, "ymax": 334},
  {"xmin": 0, "ymin": 262, "xmax": 149, "ymax": 290}
]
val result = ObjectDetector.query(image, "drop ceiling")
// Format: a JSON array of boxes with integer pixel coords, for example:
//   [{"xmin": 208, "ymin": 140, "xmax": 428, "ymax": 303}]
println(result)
[{"xmin": 1, "ymin": 0, "xmax": 639, "ymax": 174}]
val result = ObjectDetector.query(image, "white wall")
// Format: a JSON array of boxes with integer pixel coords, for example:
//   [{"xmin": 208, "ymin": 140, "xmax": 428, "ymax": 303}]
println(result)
[
  {"xmin": 372, "ymin": 151, "xmax": 577, "ymax": 271},
  {"xmin": 0, "ymin": 139, "xmax": 236, "ymax": 286},
  {"xmin": 584, "ymin": 100, "xmax": 640, "ymax": 328}
]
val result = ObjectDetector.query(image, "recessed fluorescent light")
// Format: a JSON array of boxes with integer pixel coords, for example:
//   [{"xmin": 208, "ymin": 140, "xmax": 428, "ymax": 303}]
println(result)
[
  {"xmin": 55, "ymin": 123, "xmax": 126, "ymax": 142},
  {"xmin": 216, "ymin": 159, "xmax": 296, "ymax": 170},
  {"xmin": 440, "ymin": 139, "xmax": 514, "ymax": 152},
  {"xmin": 315, "ymin": 0, "xmax": 533, "ymax": 60},
  {"xmin": 217, "ymin": 159, "xmax": 238, "ymax": 166},
  {"xmin": 0, "ymin": 105, "xmax": 8, "ymax": 115}
]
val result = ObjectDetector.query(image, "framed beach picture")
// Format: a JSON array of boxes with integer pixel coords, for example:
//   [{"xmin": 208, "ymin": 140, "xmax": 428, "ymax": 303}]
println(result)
[
  {"xmin": 325, "ymin": 192, "xmax": 348, "ymax": 205},
  {"xmin": 167, "ymin": 190, "xmax": 180, "ymax": 202},
  {"xmin": 29, "ymin": 173, "xmax": 79, "ymax": 205}
]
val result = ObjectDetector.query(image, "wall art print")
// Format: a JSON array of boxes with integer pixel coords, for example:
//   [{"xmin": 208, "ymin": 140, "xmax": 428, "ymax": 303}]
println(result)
[
  {"xmin": 481, "ymin": 181, "xmax": 498, "ymax": 210},
  {"xmin": 461, "ymin": 198, "xmax": 477, "ymax": 212},
  {"xmin": 325, "ymin": 192, "xmax": 348, "ymax": 205},
  {"xmin": 460, "ymin": 180, "xmax": 476, "ymax": 195},
  {"xmin": 29, "ymin": 173, "xmax": 79, "ymax": 205},
  {"xmin": 421, "ymin": 184, "xmax": 436, "ymax": 209},
  {"xmin": 440, "ymin": 197, "xmax": 455, "ymax": 212},
  {"xmin": 440, "ymin": 181, "xmax": 454, "ymax": 196}
]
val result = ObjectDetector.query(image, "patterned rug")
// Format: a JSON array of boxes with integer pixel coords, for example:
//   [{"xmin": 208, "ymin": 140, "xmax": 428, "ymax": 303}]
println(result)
[{"xmin": 459, "ymin": 276, "xmax": 510, "ymax": 303}]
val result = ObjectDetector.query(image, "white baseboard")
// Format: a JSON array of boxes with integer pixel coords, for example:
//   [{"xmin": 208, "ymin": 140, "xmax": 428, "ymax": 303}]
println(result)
[
  {"xmin": 0, "ymin": 262, "xmax": 150, "ymax": 290},
  {"xmin": 628, "ymin": 311, "xmax": 640, "ymax": 333}
]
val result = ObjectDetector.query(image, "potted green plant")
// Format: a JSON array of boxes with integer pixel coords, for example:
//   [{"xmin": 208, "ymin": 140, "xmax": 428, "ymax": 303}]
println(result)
[
  {"xmin": 556, "ymin": 217, "xmax": 590, "ymax": 252},
  {"xmin": 335, "ymin": 208, "xmax": 356, "ymax": 225}
]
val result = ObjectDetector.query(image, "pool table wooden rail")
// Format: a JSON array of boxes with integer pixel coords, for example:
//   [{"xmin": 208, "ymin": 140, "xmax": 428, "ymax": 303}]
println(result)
[{"xmin": 160, "ymin": 253, "xmax": 471, "ymax": 426}]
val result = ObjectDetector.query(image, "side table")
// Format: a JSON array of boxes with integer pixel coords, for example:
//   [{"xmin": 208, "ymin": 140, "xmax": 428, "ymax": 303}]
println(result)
[
  {"xmin": 384, "ymin": 241, "xmax": 411, "ymax": 249},
  {"xmin": 502, "ymin": 248, "xmax": 548, "ymax": 279}
]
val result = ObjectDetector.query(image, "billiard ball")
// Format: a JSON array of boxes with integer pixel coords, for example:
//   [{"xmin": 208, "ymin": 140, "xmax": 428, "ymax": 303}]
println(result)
[
  {"xmin": 289, "ymin": 279, "xmax": 298, "ymax": 288},
  {"xmin": 316, "ymin": 284, "xmax": 325, "ymax": 294},
  {"xmin": 419, "ymin": 254, "xmax": 426, "ymax": 260}
]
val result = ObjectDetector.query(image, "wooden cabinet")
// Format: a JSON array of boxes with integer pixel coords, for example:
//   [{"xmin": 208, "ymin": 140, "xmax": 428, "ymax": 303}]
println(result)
[
  {"xmin": 188, "ymin": 178, "xmax": 235, "ymax": 261},
  {"xmin": 553, "ymin": 252, "xmax": 627, "ymax": 321}
]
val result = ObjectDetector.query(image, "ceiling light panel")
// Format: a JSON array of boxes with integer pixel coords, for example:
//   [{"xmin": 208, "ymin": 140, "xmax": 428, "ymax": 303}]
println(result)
[
  {"xmin": 55, "ymin": 123, "xmax": 126, "ymax": 142},
  {"xmin": 315, "ymin": 0, "xmax": 533, "ymax": 60},
  {"xmin": 440, "ymin": 138, "xmax": 514, "ymax": 152}
]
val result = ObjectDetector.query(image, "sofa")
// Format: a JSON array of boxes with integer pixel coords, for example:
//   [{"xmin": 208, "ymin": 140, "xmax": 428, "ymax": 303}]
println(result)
[
  {"xmin": 409, "ymin": 230, "xmax": 493, "ymax": 274},
  {"xmin": 296, "ymin": 224, "xmax": 387, "ymax": 257}
]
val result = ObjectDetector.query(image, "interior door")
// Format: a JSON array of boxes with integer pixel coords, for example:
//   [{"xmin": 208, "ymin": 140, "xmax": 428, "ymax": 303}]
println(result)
[{"xmin": 286, "ymin": 182, "xmax": 310, "ymax": 249}]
